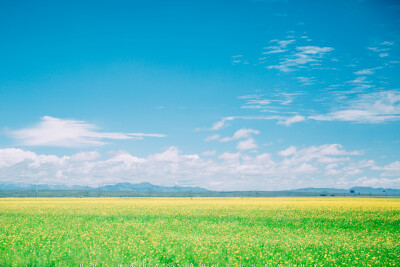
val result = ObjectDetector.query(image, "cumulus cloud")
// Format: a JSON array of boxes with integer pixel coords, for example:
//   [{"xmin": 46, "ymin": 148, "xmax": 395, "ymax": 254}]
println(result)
[
  {"xmin": 218, "ymin": 152, "xmax": 241, "ymax": 161},
  {"xmin": 278, "ymin": 144, "xmax": 361, "ymax": 161},
  {"xmin": 0, "ymin": 143, "xmax": 391, "ymax": 190},
  {"xmin": 202, "ymin": 150, "xmax": 216, "ymax": 156},
  {"xmin": 10, "ymin": 116, "xmax": 166, "ymax": 147},
  {"xmin": 278, "ymin": 146, "xmax": 297, "ymax": 157},
  {"xmin": 236, "ymin": 138, "xmax": 257, "ymax": 150}
]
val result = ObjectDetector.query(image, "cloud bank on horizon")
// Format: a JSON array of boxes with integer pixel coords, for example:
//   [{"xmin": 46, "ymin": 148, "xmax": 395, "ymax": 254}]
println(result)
[
  {"xmin": 1, "ymin": 144, "xmax": 400, "ymax": 190},
  {"xmin": 0, "ymin": 0, "xmax": 399, "ymax": 189}
]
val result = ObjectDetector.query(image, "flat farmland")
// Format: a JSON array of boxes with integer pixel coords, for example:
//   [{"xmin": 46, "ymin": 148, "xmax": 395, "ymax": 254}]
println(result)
[{"xmin": 0, "ymin": 198, "xmax": 399, "ymax": 266}]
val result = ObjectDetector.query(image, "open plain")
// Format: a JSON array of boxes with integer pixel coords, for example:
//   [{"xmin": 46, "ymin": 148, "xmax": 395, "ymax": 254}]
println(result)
[{"xmin": 0, "ymin": 197, "xmax": 399, "ymax": 266}]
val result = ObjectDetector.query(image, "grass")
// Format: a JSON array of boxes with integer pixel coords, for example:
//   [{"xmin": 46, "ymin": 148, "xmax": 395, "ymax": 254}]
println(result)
[{"xmin": 0, "ymin": 197, "xmax": 399, "ymax": 266}]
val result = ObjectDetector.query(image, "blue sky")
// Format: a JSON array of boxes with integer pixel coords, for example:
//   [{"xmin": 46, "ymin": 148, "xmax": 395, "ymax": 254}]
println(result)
[{"xmin": 1, "ymin": 0, "xmax": 400, "ymax": 190}]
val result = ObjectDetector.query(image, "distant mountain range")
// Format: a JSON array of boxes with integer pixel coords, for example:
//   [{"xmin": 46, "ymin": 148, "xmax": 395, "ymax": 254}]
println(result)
[
  {"xmin": 293, "ymin": 187, "xmax": 400, "ymax": 195},
  {"xmin": 0, "ymin": 182, "xmax": 399, "ymax": 195},
  {"xmin": 101, "ymin": 182, "xmax": 210, "ymax": 192},
  {"xmin": 0, "ymin": 182, "xmax": 210, "ymax": 192}
]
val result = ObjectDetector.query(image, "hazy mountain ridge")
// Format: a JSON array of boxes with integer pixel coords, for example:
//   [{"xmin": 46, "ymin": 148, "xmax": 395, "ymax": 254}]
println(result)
[
  {"xmin": 293, "ymin": 187, "xmax": 400, "ymax": 195},
  {"xmin": 0, "ymin": 182, "xmax": 210, "ymax": 192},
  {"xmin": 0, "ymin": 182, "xmax": 399, "ymax": 195}
]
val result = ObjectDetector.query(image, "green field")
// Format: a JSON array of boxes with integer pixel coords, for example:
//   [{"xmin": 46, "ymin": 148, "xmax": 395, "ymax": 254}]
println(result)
[{"xmin": 0, "ymin": 198, "xmax": 399, "ymax": 266}]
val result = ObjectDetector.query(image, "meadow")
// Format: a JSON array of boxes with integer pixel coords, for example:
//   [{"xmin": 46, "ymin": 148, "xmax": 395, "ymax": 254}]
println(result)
[{"xmin": 0, "ymin": 198, "xmax": 399, "ymax": 266}]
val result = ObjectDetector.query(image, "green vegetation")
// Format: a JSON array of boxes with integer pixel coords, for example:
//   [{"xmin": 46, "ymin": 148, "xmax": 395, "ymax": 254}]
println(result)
[{"xmin": 0, "ymin": 198, "xmax": 399, "ymax": 266}]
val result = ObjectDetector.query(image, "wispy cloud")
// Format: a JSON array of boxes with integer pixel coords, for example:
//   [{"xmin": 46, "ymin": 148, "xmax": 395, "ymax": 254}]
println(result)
[
  {"xmin": 209, "ymin": 128, "xmax": 260, "ymax": 142},
  {"xmin": 367, "ymin": 41, "xmax": 394, "ymax": 57},
  {"xmin": 310, "ymin": 90, "xmax": 400, "ymax": 123},
  {"xmin": 11, "ymin": 116, "xmax": 166, "ymax": 147},
  {"xmin": 239, "ymin": 92, "xmax": 300, "ymax": 112},
  {"xmin": 262, "ymin": 39, "xmax": 295, "ymax": 54},
  {"xmin": 211, "ymin": 117, "xmax": 235, "ymax": 130},
  {"xmin": 267, "ymin": 45, "xmax": 334, "ymax": 72},
  {"xmin": 373, "ymin": 161, "xmax": 400, "ymax": 176},
  {"xmin": 204, "ymin": 134, "xmax": 220, "ymax": 142},
  {"xmin": 296, "ymin": 76, "xmax": 316, "ymax": 85},
  {"xmin": 277, "ymin": 115, "xmax": 305, "ymax": 126},
  {"xmin": 354, "ymin": 67, "xmax": 381, "ymax": 75},
  {"xmin": 346, "ymin": 76, "xmax": 374, "ymax": 91},
  {"xmin": 231, "ymin": 55, "xmax": 249, "ymax": 65}
]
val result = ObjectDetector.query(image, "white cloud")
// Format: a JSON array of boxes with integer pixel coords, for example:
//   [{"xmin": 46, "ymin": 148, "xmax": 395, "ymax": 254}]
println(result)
[
  {"xmin": 367, "ymin": 41, "xmax": 394, "ymax": 57},
  {"xmin": 11, "ymin": 116, "xmax": 166, "ymax": 147},
  {"xmin": 347, "ymin": 177, "xmax": 400, "ymax": 188},
  {"xmin": 309, "ymin": 90, "xmax": 400, "ymax": 123},
  {"xmin": 274, "ymin": 39, "xmax": 295, "ymax": 48},
  {"xmin": 219, "ymin": 90, "xmax": 400, "ymax": 128},
  {"xmin": 381, "ymin": 41, "xmax": 394, "ymax": 46},
  {"xmin": 218, "ymin": 152, "xmax": 241, "ymax": 161},
  {"xmin": 232, "ymin": 128, "xmax": 260, "ymax": 139},
  {"xmin": 297, "ymin": 46, "xmax": 333, "ymax": 54},
  {"xmin": 70, "ymin": 151, "xmax": 101, "ymax": 161},
  {"xmin": 231, "ymin": 55, "xmax": 249, "ymax": 65},
  {"xmin": 367, "ymin": 47, "xmax": 389, "ymax": 53},
  {"xmin": 149, "ymin": 146, "xmax": 186, "ymax": 162},
  {"xmin": 0, "ymin": 148, "xmax": 40, "ymax": 167},
  {"xmin": 267, "ymin": 45, "xmax": 334, "ymax": 72},
  {"xmin": 262, "ymin": 39, "xmax": 295, "ymax": 55},
  {"xmin": 220, "ymin": 128, "xmax": 260, "ymax": 142},
  {"xmin": 354, "ymin": 69, "xmax": 372, "ymax": 75},
  {"xmin": 205, "ymin": 134, "xmax": 220, "ymax": 142},
  {"xmin": 208, "ymin": 115, "xmax": 306, "ymax": 131},
  {"xmin": 349, "ymin": 76, "xmax": 370, "ymax": 84},
  {"xmin": 237, "ymin": 94, "xmax": 263, "ymax": 99},
  {"xmin": 372, "ymin": 161, "xmax": 400, "ymax": 176},
  {"xmin": 0, "ymin": 144, "xmax": 398, "ymax": 190},
  {"xmin": 236, "ymin": 138, "xmax": 257, "ymax": 150},
  {"xmin": 239, "ymin": 92, "xmax": 300, "ymax": 112},
  {"xmin": 202, "ymin": 150, "xmax": 216, "ymax": 156},
  {"xmin": 262, "ymin": 47, "xmax": 287, "ymax": 54},
  {"xmin": 206, "ymin": 129, "xmax": 260, "ymax": 147},
  {"xmin": 278, "ymin": 144, "xmax": 361, "ymax": 161},
  {"xmin": 296, "ymin": 76, "xmax": 315, "ymax": 85},
  {"xmin": 278, "ymin": 146, "xmax": 296, "ymax": 157},
  {"xmin": 354, "ymin": 67, "xmax": 381, "ymax": 75},
  {"xmin": 211, "ymin": 117, "xmax": 235, "ymax": 130},
  {"xmin": 278, "ymin": 115, "xmax": 305, "ymax": 126}
]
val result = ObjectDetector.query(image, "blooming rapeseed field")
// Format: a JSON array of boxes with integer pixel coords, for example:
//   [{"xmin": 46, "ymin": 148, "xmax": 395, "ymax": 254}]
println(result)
[{"xmin": 0, "ymin": 197, "xmax": 399, "ymax": 266}]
